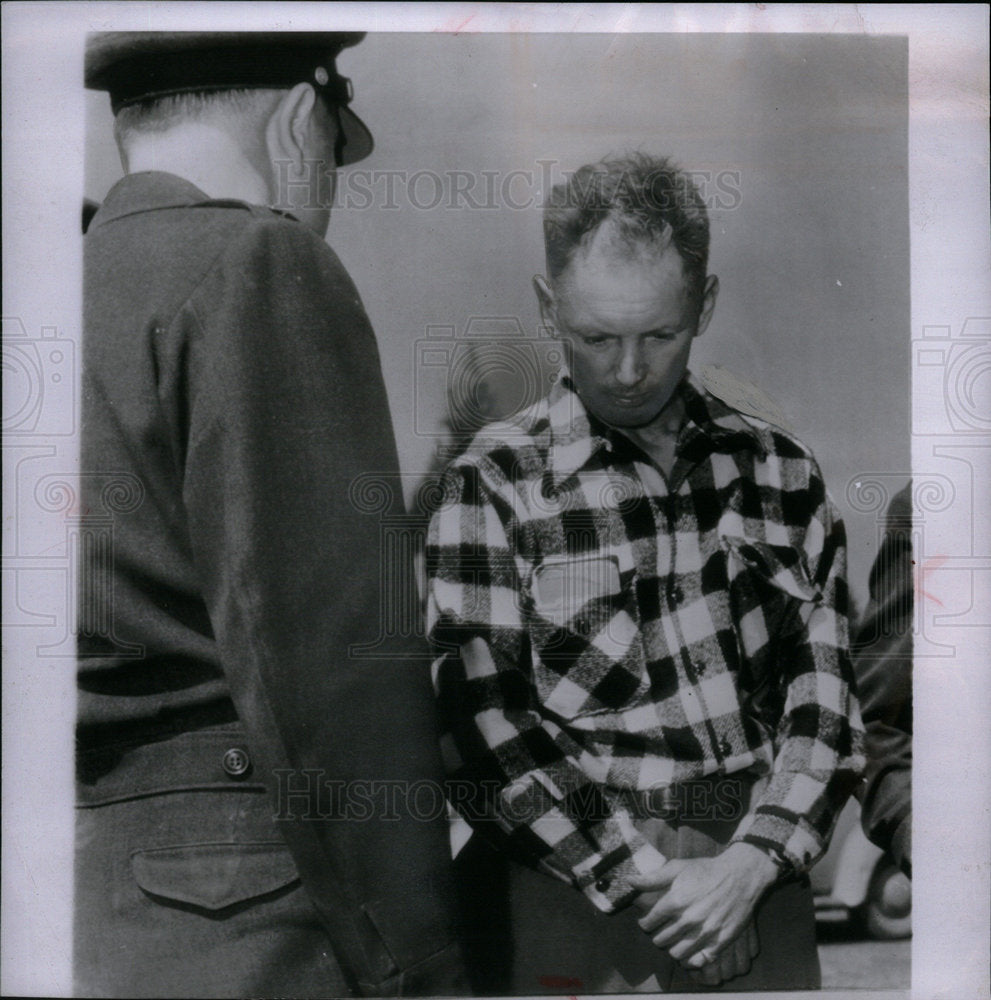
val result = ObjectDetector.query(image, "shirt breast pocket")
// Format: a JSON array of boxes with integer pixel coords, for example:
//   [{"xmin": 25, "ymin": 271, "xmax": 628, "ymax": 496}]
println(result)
[
  {"xmin": 530, "ymin": 554, "xmax": 645, "ymax": 720},
  {"xmin": 531, "ymin": 553, "xmax": 624, "ymax": 631},
  {"xmin": 720, "ymin": 534, "xmax": 821, "ymax": 605}
]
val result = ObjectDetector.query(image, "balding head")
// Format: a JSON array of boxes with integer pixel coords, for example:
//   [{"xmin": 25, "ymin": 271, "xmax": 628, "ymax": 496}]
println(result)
[{"xmin": 542, "ymin": 152, "xmax": 711, "ymax": 306}]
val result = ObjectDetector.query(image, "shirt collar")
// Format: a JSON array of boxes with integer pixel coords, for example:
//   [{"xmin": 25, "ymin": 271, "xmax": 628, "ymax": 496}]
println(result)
[
  {"xmin": 680, "ymin": 371, "xmax": 773, "ymax": 459},
  {"xmin": 546, "ymin": 367, "xmax": 611, "ymax": 487},
  {"xmin": 547, "ymin": 367, "xmax": 770, "ymax": 487}
]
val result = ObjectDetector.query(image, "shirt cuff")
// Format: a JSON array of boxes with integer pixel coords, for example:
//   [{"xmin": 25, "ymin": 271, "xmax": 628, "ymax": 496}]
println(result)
[
  {"xmin": 573, "ymin": 832, "xmax": 667, "ymax": 913},
  {"xmin": 730, "ymin": 810, "xmax": 819, "ymax": 873}
]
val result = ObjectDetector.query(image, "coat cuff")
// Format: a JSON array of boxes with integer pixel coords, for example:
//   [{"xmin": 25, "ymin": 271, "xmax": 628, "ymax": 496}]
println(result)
[{"xmin": 361, "ymin": 940, "xmax": 469, "ymax": 997}]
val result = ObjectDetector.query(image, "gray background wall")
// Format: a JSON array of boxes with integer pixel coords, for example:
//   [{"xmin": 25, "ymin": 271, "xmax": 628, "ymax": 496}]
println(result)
[{"xmin": 85, "ymin": 32, "xmax": 910, "ymax": 609}]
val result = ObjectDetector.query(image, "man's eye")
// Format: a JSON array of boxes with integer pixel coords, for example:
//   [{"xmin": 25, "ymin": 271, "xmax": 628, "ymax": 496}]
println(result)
[{"xmin": 582, "ymin": 335, "xmax": 610, "ymax": 347}]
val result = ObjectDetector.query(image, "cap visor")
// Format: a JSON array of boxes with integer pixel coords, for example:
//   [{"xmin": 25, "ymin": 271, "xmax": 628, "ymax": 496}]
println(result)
[{"xmin": 338, "ymin": 106, "xmax": 373, "ymax": 165}]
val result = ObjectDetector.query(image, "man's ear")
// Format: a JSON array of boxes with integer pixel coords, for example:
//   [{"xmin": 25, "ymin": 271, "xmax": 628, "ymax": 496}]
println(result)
[
  {"xmin": 266, "ymin": 82, "xmax": 318, "ymax": 172},
  {"xmin": 533, "ymin": 275, "xmax": 558, "ymax": 336},
  {"xmin": 694, "ymin": 275, "xmax": 720, "ymax": 338}
]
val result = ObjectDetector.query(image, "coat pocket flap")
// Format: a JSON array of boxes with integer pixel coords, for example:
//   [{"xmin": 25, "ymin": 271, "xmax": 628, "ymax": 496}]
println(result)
[
  {"xmin": 131, "ymin": 842, "xmax": 300, "ymax": 911},
  {"xmin": 721, "ymin": 534, "xmax": 821, "ymax": 603}
]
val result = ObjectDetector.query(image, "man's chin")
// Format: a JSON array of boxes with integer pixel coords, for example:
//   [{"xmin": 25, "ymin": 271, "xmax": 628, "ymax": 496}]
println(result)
[{"xmin": 597, "ymin": 403, "xmax": 666, "ymax": 429}]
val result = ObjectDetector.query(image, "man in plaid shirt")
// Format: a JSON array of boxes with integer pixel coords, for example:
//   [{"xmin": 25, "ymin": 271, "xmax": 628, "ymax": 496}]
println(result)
[{"xmin": 427, "ymin": 153, "xmax": 865, "ymax": 992}]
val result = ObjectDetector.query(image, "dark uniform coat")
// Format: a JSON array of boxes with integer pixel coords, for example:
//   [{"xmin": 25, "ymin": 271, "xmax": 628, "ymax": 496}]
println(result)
[{"xmin": 77, "ymin": 171, "xmax": 464, "ymax": 996}]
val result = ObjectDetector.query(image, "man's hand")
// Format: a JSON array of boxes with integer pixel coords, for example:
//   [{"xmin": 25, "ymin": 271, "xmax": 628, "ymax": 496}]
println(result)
[
  {"xmin": 629, "ymin": 842, "xmax": 778, "ymax": 969},
  {"xmin": 632, "ymin": 890, "xmax": 761, "ymax": 986},
  {"xmin": 686, "ymin": 919, "xmax": 760, "ymax": 987}
]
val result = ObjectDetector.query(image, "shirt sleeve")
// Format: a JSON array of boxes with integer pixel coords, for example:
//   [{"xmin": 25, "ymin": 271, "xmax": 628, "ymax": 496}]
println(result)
[
  {"xmin": 730, "ymin": 457, "xmax": 867, "ymax": 872},
  {"xmin": 427, "ymin": 459, "xmax": 666, "ymax": 913}
]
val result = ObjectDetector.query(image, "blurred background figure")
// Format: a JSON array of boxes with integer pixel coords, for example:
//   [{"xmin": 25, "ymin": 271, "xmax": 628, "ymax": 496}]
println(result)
[{"xmin": 851, "ymin": 481, "xmax": 913, "ymax": 879}]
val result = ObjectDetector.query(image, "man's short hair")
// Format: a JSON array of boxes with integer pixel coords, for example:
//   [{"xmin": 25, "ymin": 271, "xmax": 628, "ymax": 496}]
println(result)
[
  {"xmin": 113, "ymin": 88, "xmax": 284, "ymax": 151},
  {"xmin": 112, "ymin": 87, "xmax": 340, "ymax": 175},
  {"xmin": 543, "ymin": 152, "xmax": 710, "ymax": 301}
]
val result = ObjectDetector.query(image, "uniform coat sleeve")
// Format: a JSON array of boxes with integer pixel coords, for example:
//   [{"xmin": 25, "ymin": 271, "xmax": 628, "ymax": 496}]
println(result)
[{"xmin": 179, "ymin": 216, "xmax": 465, "ymax": 995}]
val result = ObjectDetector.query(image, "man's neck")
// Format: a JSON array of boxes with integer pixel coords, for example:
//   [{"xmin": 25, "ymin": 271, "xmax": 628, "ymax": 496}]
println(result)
[
  {"xmin": 611, "ymin": 391, "xmax": 687, "ymax": 479},
  {"xmin": 124, "ymin": 123, "xmax": 270, "ymax": 206}
]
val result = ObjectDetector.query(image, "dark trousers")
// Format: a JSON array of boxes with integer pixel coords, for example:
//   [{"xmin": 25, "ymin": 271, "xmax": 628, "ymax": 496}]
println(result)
[
  {"xmin": 74, "ymin": 730, "xmax": 348, "ymax": 998},
  {"xmin": 455, "ymin": 785, "xmax": 820, "ymax": 994}
]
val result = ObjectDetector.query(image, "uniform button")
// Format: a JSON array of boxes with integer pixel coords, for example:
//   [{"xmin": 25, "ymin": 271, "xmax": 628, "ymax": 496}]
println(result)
[
  {"xmin": 669, "ymin": 583, "xmax": 684, "ymax": 605},
  {"xmin": 695, "ymin": 660, "xmax": 706, "ymax": 676},
  {"xmin": 574, "ymin": 617, "xmax": 591, "ymax": 636},
  {"xmin": 719, "ymin": 738, "xmax": 732, "ymax": 757},
  {"xmin": 594, "ymin": 877, "xmax": 611, "ymax": 893},
  {"xmin": 222, "ymin": 747, "xmax": 251, "ymax": 778}
]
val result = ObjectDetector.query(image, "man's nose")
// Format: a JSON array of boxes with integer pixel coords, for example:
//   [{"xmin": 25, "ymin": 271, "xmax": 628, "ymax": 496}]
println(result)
[{"xmin": 615, "ymin": 343, "xmax": 646, "ymax": 386}]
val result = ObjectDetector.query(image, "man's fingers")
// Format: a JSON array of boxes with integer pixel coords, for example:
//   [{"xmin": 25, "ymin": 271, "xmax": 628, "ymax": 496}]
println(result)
[
  {"xmin": 637, "ymin": 896, "xmax": 679, "ymax": 934},
  {"xmin": 673, "ymin": 914, "xmax": 750, "ymax": 969},
  {"xmin": 687, "ymin": 965, "xmax": 723, "ymax": 989},
  {"xmin": 747, "ymin": 920, "xmax": 761, "ymax": 960},
  {"xmin": 681, "ymin": 926, "xmax": 751, "ymax": 986},
  {"xmin": 675, "ymin": 937, "xmax": 723, "ymax": 969},
  {"xmin": 706, "ymin": 921, "xmax": 756, "ymax": 984},
  {"xmin": 700, "ymin": 958, "xmax": 725, "ymax": 987},
  {"xmin": 651, "ymin": 924, "xmax": 684, "ymax": 952},
  {"xmin": 667, "ymin": 924, "xmax": 719, "ymax": 965},
  {"xmin": 732, "ymin": 928, "xmax": 754, "ymax": 980},
  {"xmin": 629, "ymin": 860, "xmax": 687, "ymax": 892},
  {"xmin": 727, "ymin": 942, "xmax": 748, "ymax": 981}
]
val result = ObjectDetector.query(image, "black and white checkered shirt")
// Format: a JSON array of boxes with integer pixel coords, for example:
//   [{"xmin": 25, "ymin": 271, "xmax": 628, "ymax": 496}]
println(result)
[{"xmin": 427, "ymin": 369, "xmax": 865, "ymax": 913}]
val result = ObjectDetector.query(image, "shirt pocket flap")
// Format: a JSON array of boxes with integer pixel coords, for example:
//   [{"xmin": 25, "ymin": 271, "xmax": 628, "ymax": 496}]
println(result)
[
  {"xmin": 721, "ymin": 534, "xmax": 822, "ymax": 603},
  {"xmin": 532, "ymin": 554, "xmax": 622, "ymax": 628},
  {"xmin": 130, "ymin": 842, "xmax": 300, "ymax": 911}
]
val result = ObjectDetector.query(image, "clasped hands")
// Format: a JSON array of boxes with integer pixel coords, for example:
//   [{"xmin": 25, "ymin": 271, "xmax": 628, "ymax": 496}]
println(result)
[{"xmin": 629, "ymin": 842, "xmax": 779, "ymax": 987}]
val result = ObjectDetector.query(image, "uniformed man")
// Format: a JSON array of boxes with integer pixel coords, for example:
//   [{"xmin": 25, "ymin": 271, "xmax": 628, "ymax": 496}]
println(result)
[{"xmin": 78, "ymin": 32, "xmax": 465, "ymax": 997}]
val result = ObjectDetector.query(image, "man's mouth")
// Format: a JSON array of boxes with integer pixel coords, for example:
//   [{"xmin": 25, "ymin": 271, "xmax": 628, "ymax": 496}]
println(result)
[{"xmin": 610, "ymin": 392, "xmax": 651, "ymax": 407}]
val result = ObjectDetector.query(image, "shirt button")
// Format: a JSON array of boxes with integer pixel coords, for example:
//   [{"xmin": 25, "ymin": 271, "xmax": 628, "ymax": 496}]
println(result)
[
  {"xmin": 668, "ymin": 583, "xmax": 684, "ymax": 606},
  {"xmin": 695, "ymin": 660, "xmax": 706, "ymax": 676},
  {"xmin": 719, "ymin": 738, "xmax": 732, "ymax": 758},
  {"xmin": 594, "ymin": 877, "xmax": 611, "ymax": 893},
  {"xmin": 222, "ymin": 747, "xmax": 251, "ymax": 779},
  {"xmin": 574, "ymin": 617, "xmax": 591, "ymax": 636}
]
